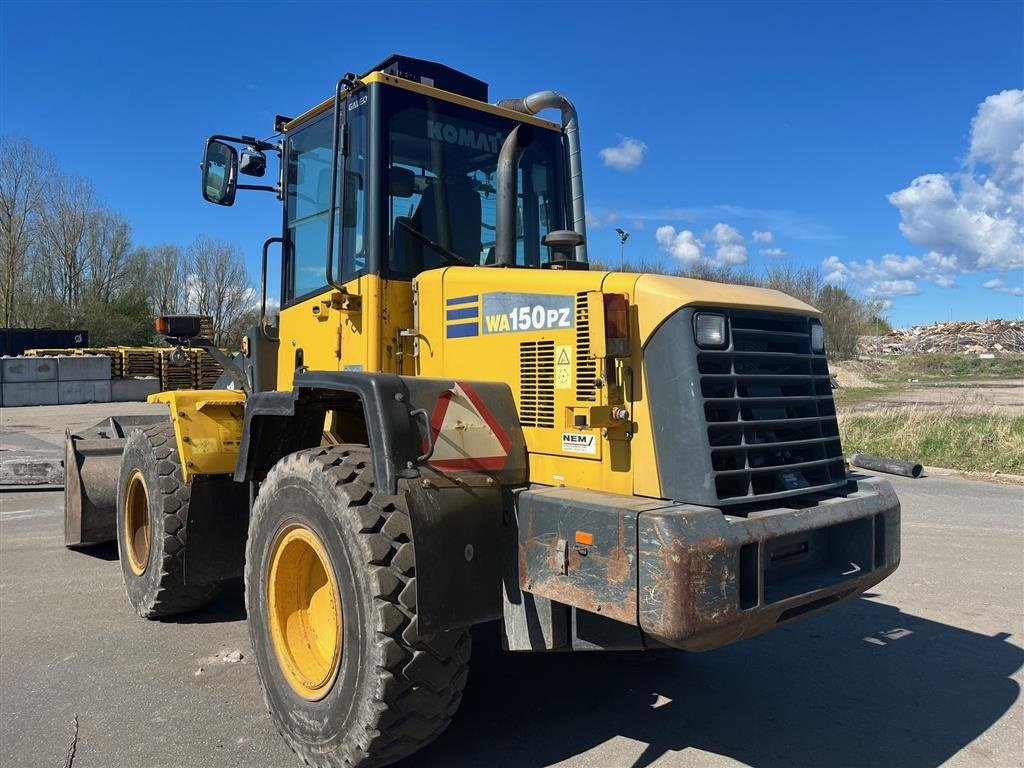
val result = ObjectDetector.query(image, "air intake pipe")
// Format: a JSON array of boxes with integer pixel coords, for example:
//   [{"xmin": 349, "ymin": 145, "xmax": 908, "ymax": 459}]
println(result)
[
  {"xmin": 497, "ymin": 91, "xmax": 588, "ymax": 262},
  {"xmin": 495, "ymin": 125, "xmax": 533, "ymax": 267}
]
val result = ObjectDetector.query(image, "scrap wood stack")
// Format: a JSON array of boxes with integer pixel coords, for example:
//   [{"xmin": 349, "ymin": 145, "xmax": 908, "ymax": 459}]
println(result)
[{"xmin": 858, "ymin": 319, "xmax": 1024, "ymax": 356}]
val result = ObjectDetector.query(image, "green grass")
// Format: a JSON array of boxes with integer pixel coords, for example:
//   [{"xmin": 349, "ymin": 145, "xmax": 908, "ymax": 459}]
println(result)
[
  {"xmin": 838, "ymin": 407, "xmax": 1024, "ymax": 474},
  {"xmin": 867, "ymin": 353, "xmax": 1024, "ymax": 382}
]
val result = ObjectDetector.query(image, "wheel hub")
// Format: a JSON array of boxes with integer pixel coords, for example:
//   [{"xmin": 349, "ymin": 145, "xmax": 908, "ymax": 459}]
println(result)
[
  {"xmin": 267, "ymin": 524, "xmax": 343, "ymax": 701},
  {"xmin": 124, "ymin": 469, "xmax": 150, "ymax": 575}
]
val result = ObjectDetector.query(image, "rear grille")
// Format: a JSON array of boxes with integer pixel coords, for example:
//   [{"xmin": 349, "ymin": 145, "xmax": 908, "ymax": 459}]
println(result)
[
  {"xmin": 698, "ymin": 311, "xmax": 844, "ymax": 501},
  {"xmin": 575, "ymin": 292, "xmax": 597, "ymax": 402},
  {"xmin": 519, "ymin": 340, "xmax": 555, "ymax": 428}
]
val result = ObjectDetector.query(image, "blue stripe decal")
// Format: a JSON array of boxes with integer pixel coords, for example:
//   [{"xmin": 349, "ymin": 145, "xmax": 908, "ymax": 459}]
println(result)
[
  {"xmin": 446, "ymin": 306, "xmax": 479, "ymax": 321},
  {"xmin": 446, "ymin": 322, "xmax": 479, "ymax": 338},
  {"xmin": 446, "ymin": 294, "xmax": 478, "ymax": 306}
]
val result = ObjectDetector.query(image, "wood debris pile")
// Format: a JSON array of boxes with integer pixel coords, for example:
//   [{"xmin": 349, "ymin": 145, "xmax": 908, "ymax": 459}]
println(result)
[{"xmin": 858, "ymin": 319, "xmax": 1024, "ymax": 355}]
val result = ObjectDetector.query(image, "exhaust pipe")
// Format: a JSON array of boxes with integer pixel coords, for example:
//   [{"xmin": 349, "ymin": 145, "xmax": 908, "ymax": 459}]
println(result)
[
  {"xmin": 495, "ymin": 124, "xmax": 533, "ymax": 267},
  {"xmin": 497, "ymin": 91, "xmax": 588, "ymax": 262}
]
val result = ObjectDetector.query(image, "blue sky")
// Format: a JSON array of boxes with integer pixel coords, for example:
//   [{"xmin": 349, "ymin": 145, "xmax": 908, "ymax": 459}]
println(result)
[{"xmin": 2, "ymin": 0, "xmax": 1021, "ymax": 327}]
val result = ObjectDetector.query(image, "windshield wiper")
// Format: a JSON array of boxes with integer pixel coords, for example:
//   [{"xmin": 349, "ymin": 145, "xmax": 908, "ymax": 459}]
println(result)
[{"xmin": 396, "ymin": 219, "xmax": 475, "ymax": 267}]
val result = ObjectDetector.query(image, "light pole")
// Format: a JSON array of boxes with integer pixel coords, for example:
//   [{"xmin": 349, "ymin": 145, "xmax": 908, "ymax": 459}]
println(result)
[{"xmin": 615, "ymin": 228, "xmax": 630, "ymax": 271}]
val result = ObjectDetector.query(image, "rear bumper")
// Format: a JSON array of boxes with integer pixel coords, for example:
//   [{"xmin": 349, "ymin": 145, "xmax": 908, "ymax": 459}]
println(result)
[
  {"xmin": 516, "ymin": 474, "xmax": 900, "ymax": 652},
  {"xmin": 638, "ymin": 474, "xmax": 900, "ymax": 650}
]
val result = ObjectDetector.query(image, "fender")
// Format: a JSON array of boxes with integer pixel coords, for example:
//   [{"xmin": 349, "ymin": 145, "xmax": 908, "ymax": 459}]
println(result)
[{"xmin": 236, "ymin": 370, "xmax": 529, "ymax": 632}]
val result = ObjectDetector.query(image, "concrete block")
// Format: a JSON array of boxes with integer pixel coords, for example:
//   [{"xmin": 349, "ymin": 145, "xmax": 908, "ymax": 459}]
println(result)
[
  {"xmin": 57, "ymin": 355, "xmax": 111, "ymax": 382},
  {"xmin": 111, "ymin": 377, "xmax": 161, "ymax": 402},
  {"xmin": 0, "ymin": 457, "xmax": 63, "ymax": 485},
  {"xmin": 58, "ymin": 379, "xmax": 112, "ymax": 405},
  {"xmin": 2, "ymin": 381, "xmax": 59, "ymax": 406},
  {"xmin": 2, "ymin": 356, "xmax": 57, "ymax": 383}
]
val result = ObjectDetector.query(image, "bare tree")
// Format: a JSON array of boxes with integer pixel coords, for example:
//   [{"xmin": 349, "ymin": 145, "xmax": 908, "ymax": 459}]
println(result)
[
  {"xmin": 36, "ymin": 173, "xmax": 96, "ymax": 320},
  {"xmin": 0, "ymin": 135, "xmax": 51, "ymax": 326},
  {"xmin": 138, "ymin": 243, "xmax": 188, "ymax": 315},
  {"xmin": 84, "ymin": 207, "xmax": 133, "ymax": 304},
  {"xmin": 187, "ymin": 235, "xmax": 253, "ymax": 346}
]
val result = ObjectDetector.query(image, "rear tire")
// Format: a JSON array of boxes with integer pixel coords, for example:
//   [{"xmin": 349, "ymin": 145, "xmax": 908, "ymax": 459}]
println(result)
[
  {"xmin": 245, "ymin": 445, "xmax": 471, "ymax": 768},
  {"xmin": 115, "ymin": 423, "xmax": 221, "ymax": 618}
]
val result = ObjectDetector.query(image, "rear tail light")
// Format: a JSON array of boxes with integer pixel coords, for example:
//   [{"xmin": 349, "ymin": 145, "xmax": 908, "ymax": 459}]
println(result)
[{"xmin": 603, "ymin": 293, "xmax": 630, "ymax": 357}]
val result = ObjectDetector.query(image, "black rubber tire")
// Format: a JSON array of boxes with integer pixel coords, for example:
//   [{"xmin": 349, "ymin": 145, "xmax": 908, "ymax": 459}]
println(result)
[
  {"xmin": 245, "ymin": 445, "xmax": 471, "ymax": 768},
  {"xmin": 115, "ymin": 422, "xmax": 221, "ymax": 618}
]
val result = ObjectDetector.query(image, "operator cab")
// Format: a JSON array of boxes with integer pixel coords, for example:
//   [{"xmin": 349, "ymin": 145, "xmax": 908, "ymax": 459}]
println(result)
[{"xmin": 202, "ymin": 55, "xmax": 573, "ymax": 309}]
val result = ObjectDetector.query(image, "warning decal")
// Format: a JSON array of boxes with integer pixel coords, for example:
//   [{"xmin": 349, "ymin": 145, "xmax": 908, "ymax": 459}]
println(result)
[
  {"xmin": 561, "ymin": 432, "xmax": 597, "ymax": 455},
  {"xmin": 427, "ymin": 383, "xmax": 512, "ymax": 472},
  {"xmin": 555, "ymin": 345, "xmax": 572, "ymax": 390}
]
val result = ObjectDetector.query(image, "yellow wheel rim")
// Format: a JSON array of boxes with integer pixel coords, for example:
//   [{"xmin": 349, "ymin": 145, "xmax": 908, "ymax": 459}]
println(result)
[
  {"xmin": 124, "ymin": 470, "xmax": 150, "ymax": 576},
  {"xmin": 267, "ymin": 524, "xmax": 342, "ymax": 701}
]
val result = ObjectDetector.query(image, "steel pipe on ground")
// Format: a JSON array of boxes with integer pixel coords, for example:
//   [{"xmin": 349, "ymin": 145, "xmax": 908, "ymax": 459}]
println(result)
[{"xmin": 850, "ymin": 453, "xmax": 923, "ymax": 478}]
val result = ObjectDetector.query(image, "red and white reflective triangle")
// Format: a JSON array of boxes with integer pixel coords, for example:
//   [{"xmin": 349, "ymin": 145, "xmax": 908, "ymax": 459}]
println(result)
[{"xmin": 427, "ymin": 382, "xmax": 511, "ymax": 472}]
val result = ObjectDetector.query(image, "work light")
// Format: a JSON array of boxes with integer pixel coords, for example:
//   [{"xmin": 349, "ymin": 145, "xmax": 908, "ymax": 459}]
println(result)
[
  {"xmin": 694, "ymin": 313, "xmax": 727, "ymax": 349},
  {"xmin": 810, "ymin": 322, "xmax": 825, "ymax": 353}
]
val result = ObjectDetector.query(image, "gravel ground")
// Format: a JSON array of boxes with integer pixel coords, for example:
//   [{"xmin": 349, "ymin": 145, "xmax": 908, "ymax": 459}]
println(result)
[{"xmin": 1, "ymin": 473, "xmax": 1021, "ymax": 768}]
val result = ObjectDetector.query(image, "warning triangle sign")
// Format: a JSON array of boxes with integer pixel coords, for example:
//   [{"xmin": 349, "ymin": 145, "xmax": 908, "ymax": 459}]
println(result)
[
  {"xmin": 557, "ymin": 348, "xmax": 570, "ymax": 365},
  {"xmin": 427, "ymin": 383, "xmax": 511, "ymax": 472}
]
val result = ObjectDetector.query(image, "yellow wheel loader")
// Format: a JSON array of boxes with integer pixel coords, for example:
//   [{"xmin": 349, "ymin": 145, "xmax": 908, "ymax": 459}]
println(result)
[{"xmin": 65, "ymin": 55, "xmax": 901, "ymax": 767}]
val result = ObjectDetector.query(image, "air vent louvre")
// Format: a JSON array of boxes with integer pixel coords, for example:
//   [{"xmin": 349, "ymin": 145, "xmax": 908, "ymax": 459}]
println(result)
[
  {"xmin": 575, "ymin": 292, "xmax": 597, "ymax": 402},
  {"xmin": 520, "ymin": 340, "xmax": 556, "ymax": 428}
]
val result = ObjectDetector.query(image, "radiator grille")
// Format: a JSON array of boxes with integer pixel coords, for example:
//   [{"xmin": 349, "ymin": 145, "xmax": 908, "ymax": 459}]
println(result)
[
  {"xmin": 520, "ymin": 340, "xmax": 556, "ymax": 428},
  {"xmin": 699, "ymin": 310, "xmax": 845, "ymax": 502},
  {"xmin": 575, "ymin": 292, "xmax": 598, "ymax": 402}
]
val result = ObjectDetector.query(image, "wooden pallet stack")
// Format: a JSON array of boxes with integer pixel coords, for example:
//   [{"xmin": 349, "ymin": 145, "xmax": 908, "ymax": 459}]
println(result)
[
  {"xmin": 193, "ymin": 349, "xmax": 224, "ymax": 389},
  {"xmin": 121, "ymin": 347, "xmax": 161, "ymax": 378},
  {"xmin": 23, "ymin": 349, "xmax": 68, "ymax": 357},
  {"xmin": 158, "ymin": 349, "xmax": 195, "ymax": 390},
  {"xmin": 197, "ymin": 316, "xmax": 215, "ymax": 341}
]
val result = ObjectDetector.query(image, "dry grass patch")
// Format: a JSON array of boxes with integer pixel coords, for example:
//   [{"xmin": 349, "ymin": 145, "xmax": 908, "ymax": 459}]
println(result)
[{"xmin": 838, "ymin": 405, "xmax": 1024, "ymax": 474}]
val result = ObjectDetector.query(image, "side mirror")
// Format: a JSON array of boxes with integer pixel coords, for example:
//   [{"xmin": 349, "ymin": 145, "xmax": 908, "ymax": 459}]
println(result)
[{"xmin": 202, "ymin": 139, "xmax": 238, "ymax": 206}]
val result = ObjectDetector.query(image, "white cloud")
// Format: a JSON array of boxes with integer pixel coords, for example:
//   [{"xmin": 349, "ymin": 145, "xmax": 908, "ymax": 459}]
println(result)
[
  {"xmin": 599, "ymin": 137, "xmax": 648, "ymax": 172},
  {"xmin": 983, "ymin": 277, "xmax": 1024, "ymax": 296},
  {"xmin": 823, "ymin": 251, "xmax": 958, "ymax": 293},
  {"xmin": 752, "ymin": 230, "xmax": 774, "ymax": 243},
  {"xmin": 656, "ymin": 226, "xmax": 704, "ymax": 263},
  {"xmin": 656, "ymin": 222, "xmax": 749, "ymax": 266},
  {"xmin": 866, "ymin": 279, "xmax": 921, "ymax": 298},
  {"xmin": 708, "ymin": 222, "xmax": 748, "ymax": 265},
  {"xmin": 888, "ymin": 89, "xmax": 1023, "ymax": 273},
  {"xmin": 822, "ymin": 255, "xmax": 851, "ymax": 283},
  {"xmin": 828, "ymin": 90, "xmax": 1023, "ymax": 305},
  {"xmin": 760, "ymin": 247, "xmax": 786, "ymax": 257},
  {"xmin": 968, "ymin": 89, "xmax": 1024, "ymax": 185},
  {"xmin": 586, "ymin": 210, "xmax": 619, "ymax": 229}
]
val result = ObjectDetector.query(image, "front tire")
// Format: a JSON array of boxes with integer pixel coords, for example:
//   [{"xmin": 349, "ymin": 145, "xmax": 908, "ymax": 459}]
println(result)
[
  {"xmin": 246, "ymin": 445, "xmax": 471, "ymax": 768},
  {"xmin": 115, "ymin": 423, "xmax": 221, "ymax": 618}
]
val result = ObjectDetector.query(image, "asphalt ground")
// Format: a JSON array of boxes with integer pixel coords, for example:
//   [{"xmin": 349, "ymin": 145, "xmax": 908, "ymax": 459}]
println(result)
[{"xmin": 1, "ymin": 473, "xmax": 1022, "ymax": 768}]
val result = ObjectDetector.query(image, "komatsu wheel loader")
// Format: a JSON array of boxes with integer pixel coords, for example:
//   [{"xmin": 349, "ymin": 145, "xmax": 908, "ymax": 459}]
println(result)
[{"xmin": 64, "ymin": 55, "xmax": 901, "ymax": 767}]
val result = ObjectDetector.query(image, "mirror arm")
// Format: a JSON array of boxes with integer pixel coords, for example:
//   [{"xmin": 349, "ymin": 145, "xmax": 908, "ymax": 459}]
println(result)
[
  {"xmin": 210, "ymin": 133, "xmax": 280, "ymax": 154},
  {"xmin": 236, "ymin": 184, "xmax": 277, "ymax": 192}
]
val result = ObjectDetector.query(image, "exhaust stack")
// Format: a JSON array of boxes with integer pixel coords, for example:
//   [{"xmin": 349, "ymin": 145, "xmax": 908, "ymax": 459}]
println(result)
[{"xmin": 497, "ymin": 91, "xmax": 588, "ymax": 262}]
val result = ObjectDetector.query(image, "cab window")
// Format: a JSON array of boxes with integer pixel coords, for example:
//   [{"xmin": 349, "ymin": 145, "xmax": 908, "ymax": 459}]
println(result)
[{"xmin": 284, "ymin": 103, "xmax": 368, "ymax": 304}]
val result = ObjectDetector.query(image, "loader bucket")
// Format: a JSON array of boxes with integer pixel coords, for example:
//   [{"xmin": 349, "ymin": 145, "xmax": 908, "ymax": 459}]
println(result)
[{"xmin": 64, "ymin": 415, "xmax": 168, "ymax": 548}]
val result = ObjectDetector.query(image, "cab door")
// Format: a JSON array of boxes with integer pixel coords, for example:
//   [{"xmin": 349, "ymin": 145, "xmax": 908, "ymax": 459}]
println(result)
[{"xmin": 276, "ymin": 98, "xmax": 371, "ymax": 389}]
